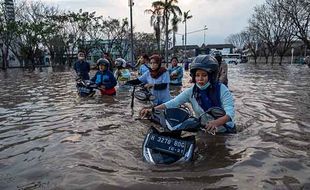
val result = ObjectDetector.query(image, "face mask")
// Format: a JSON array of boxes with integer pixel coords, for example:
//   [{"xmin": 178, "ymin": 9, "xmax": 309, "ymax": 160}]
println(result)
[{"xmin": 196, "ymin": 82, "xmax": 210, "ymax": 90}]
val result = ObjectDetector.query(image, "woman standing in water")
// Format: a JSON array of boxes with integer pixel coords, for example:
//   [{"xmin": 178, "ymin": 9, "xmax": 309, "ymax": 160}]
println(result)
[
  {"xmin": 168, "ymin": 57, "xmax": 183, "ymax": 86},
  {"xmin": 126, "ymin": 54, "xmax": 171, "ymax": 105},
  {"xmin": 140, "ymin": 55, "xmax": 235, "ymax": 134}
]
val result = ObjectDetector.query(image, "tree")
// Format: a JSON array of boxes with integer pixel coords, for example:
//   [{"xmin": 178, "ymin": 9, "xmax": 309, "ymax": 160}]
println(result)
[
  {"xmin": 171, "ymin": 14, "xmax": 182, "ymax": 55},
  {"xmin": 242, "ymin": 28, "xmax": 260, "ymax": 64},
  {"xmin": 151, "ymin": 0, "xmax": 182, "ymax": 64},
  {"xmin": 183, "ymin": 10, "xmax": 192, "ymax": 58},
  {"xmin": 145, "ymin": 6, "xmax": 163, "ymax": 53},
  {"xmin": 267, "ymin": 0, "xmax": 295, "ymax": 65},
  {"xmin": 276, "ymin": 0, "xmax": 310, "ymax": 55},
  {"xmin": 250, "ymin": 2, "xmax": 295, "ymax": 64},
  {"xmin": 102, "ymin": 18, "xmax": 129, "ymax": 57},
  {"xmin": 225, "ymin": 33, "xmax": 246, "ymax": 51},
  {"xmin": 0, "ymin": 1, "xmax": 18, "ymax": 69},
  {"xmin": 134, "ymin": 32, "xmax": 157, "ymax": 57}
]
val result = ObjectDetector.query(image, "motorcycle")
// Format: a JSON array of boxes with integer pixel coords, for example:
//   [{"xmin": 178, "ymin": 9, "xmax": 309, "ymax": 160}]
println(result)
[
  {"xmin": 142, "ymin": 107, "xmax": 226, "ymax": 165},
  {"xmin": 127, "ymin": 83, "xmax": 155, "ymax": 108},
  {"xmin": 76, "ymin": 78, "xmax": 98, "ymax": 97}
]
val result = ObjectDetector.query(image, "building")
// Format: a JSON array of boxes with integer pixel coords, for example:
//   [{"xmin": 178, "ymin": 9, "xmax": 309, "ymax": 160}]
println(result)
[
  {"xmin": 169, "ymin": 43, "xmax": 236, "ymax": 60},
  {"xmin": 200, "ymin": 43, "xmax": 235, "ymax": 55}
]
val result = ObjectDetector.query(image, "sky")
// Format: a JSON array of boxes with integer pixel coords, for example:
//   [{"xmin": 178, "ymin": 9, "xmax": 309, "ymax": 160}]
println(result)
[{"xmin": 40, "ymin": 0, "xmax": 265, "ymax": 46}]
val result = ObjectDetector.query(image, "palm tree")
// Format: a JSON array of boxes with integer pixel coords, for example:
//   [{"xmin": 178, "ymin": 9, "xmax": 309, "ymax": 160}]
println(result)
[
  {"xmin": 171, "ymin": 15, "xmax": 182, "ymax": 55},
  {"xmin": 145, "ymin": 6, "xmax": 163, "ymax": 53},
  {"xmin": 151, "ymin": 0, "xmax": 182, "ymax": 64},
  {"xmin": 183, "ymin": 10, "xmax": 193, "ymax": 58}
]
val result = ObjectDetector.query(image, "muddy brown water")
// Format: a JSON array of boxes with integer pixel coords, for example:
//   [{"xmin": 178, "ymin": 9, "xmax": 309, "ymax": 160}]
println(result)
[{"xmin": 0, "ymin": 64, "xmax": 309, "ymax": 190}]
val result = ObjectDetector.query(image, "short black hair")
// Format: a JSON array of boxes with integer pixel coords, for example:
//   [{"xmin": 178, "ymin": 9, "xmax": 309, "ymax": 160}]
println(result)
[
  {"xmin": 78, "ymin": 50, "xmax": 85, "ymax": 54},
  {"xmin": 142, "ymin": 54, "xmax": 150, "ymax": 61},
  {"xmin": 171, "ymin": 56, "xmax": 178, "ymax": 62}
]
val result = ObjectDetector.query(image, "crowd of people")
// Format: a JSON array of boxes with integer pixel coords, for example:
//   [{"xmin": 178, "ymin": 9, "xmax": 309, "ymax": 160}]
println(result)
[{"xmin": 73, "ymin": 50, "xmax": 235, "ymax": 134}]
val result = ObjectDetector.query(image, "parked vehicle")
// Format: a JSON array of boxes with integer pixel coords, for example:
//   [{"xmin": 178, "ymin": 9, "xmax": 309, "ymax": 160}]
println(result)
[{"xmin": 222, "ymin": 53, "xmax": 241, "ymax": 65}]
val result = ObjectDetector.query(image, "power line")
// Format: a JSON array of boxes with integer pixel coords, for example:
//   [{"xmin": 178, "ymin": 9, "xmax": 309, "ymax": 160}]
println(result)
[{"xmin": 187, "ymin": 27, "xmax": 208, "ymax": 35}]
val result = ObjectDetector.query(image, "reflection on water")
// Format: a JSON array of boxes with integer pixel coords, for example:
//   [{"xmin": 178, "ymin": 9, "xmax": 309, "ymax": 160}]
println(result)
[{"xmin": 0, "ymin": 65, "xmax": 309, "ymax": 189}]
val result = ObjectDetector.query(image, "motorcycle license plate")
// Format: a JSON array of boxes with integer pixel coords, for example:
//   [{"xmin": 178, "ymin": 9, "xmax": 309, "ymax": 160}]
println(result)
[{"xmin": 146, "ymin": 133, "xmax": 190, "ymax": 156}]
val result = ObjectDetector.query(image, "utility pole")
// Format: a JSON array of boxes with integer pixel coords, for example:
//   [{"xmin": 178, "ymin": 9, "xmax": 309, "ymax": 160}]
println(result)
[
  {"xmin": 129, "ymin": 0, "xmax": 134, "ymax": 66},
  {"xmin": 184, "ymin": 20, "xmax": 187, "ymax": 59},
  {"xmin": 203, "ymin": 25, "xmax": 207, "ymax": 45}
]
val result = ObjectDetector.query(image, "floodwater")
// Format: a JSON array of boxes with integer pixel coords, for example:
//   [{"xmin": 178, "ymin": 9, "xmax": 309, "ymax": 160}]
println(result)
[{"xmin": 0, "ymin": 64, "xmax": 309, "ymax": 190}]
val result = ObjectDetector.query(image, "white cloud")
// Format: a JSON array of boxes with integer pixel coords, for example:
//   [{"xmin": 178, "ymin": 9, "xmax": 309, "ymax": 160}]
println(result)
[{"xmin": 40, "ymin": 0, "xmax": 265, "ymax": 45}]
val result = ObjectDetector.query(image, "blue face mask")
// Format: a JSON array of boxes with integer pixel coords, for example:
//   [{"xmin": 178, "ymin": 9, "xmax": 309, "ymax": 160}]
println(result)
[{"xmin": 196, "ymin": 82, "xmax": 210, "ymax": 90}]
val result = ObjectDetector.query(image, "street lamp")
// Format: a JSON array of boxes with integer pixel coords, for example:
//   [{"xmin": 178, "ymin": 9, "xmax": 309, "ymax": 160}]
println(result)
[{"xmin": 128, "ymin": 0, "xmax": 134, "ymax": 66}]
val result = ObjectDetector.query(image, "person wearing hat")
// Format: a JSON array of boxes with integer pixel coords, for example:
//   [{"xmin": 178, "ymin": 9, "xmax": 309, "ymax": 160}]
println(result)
[
  {"xmin": 126, "ymin": 54, "xmax": 171, "ymax": 105},
  {"xmin": 91, "ymin": 58, "xmax": 117, "ymax": 95},
  {"xmin": 140, "ymin": 55, "xmax": 235, "ymax": 134}
]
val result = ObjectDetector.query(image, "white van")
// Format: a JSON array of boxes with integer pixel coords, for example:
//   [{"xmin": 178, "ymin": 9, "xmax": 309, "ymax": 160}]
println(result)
[{"xmin": 222, "ymin": 53, "xmax": 241, "ymax": 65}]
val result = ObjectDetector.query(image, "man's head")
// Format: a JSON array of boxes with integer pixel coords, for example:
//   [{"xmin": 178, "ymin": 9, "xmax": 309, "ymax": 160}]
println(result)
[
  {"xmin": 78, "ymin": 51, "xmax": 85, "ymax": 61},
  {"xmin": 142, "ymin": 54, "xmax": 150, "ymax": 64},
  {"xmin": 211, "ymin": 50, "xmax": 222, "ymax": 63}
]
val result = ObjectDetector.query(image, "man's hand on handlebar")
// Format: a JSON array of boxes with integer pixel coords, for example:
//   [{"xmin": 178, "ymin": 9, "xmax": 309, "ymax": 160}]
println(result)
[
  {"xmin": 144, "ymin": 84, "xmax": 153, "ymax": 89},
  {"xmin": 204, "ymin": 120, "xmax": 221, "ymax": 135},
  {"xmin": 139, "ymin": 107, "xmax": 152, "ymax": 118}
]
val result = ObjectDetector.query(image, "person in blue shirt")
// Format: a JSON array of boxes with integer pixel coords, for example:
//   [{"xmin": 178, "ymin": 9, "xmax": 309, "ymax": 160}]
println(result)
[
  {"xmin": 74, "ymin": 51, "xmax": 90, "ymax": 80},
  {"xmin": 138, "ymin": 54, "xmax": 150, "ymax": 76},
  {"xmin": 168, "ymin": 57, "xmax": 183, "ymax": 86},
  {"xmin": 140, "ymin": 55, "xmax": 236, "ymax": 134},
  {"xmin": 126, "ymin": 54, "xmax": 171, "ymax": 105},
  {"xmin": 91, "ymin": 58, "xmax": 117, "ymax": 96}
]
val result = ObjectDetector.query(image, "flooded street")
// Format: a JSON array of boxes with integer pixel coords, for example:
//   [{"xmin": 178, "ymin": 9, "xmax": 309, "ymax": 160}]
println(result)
[{"xmin": 0, "ymin": 64, "xmax": 309, "ymax": 190}]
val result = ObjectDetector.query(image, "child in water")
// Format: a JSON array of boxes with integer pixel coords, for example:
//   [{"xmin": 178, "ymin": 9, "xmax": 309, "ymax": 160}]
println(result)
[{"xmin": 91, "ymin": 58, "xmax": 117, "ymax": 95}]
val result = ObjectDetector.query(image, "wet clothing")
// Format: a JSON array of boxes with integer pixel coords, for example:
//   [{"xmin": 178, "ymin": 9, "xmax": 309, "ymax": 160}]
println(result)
[
  {"xmin": 218, "ymin": 61, "xmax": 228, "ymax": 86},
  {"xmin": 114, "ymin": 68, "xmax": 131, "ymax": 85},
  {"xmin": 91, "ymin": 70, "xmax": 117, "ymax": 95},
  {"xmin": 127, "ymin": 70, "xmax": 171, "ymax": 105},
  {"xmin": 168, "ymin": 65, "xmax": 183, "ymax": 86},
  {"xmin": 164, "ymin": 83, "xmax": 235, "ymax": 129},
  {"xmin": 99, "ymin": 88, "xmax": 116, "ymax": 95},
  {"xmin": 139, "ymin": 64, "xmax": 149, "ymax": 76},
  {"xmin": 74, "ymin": 60, "xmax": 90, "ymax": 80},
  {"xmin": 114, "ymin": 68, "xmax": 130, "ymax": 81}
]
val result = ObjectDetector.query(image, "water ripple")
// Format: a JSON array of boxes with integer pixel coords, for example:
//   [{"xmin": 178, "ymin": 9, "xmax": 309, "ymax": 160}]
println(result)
[{"xmin": 0, "ymin": 65, "xmax": 309, "ymax": 189}]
